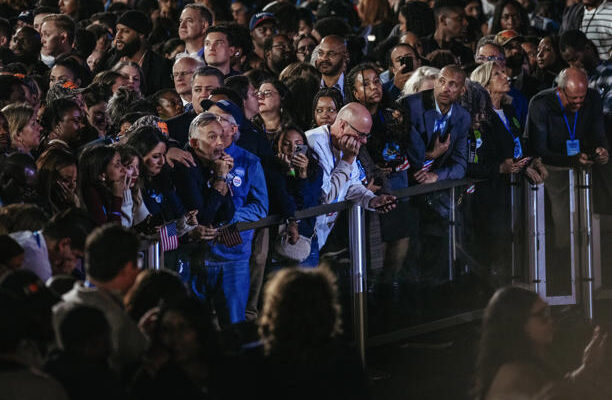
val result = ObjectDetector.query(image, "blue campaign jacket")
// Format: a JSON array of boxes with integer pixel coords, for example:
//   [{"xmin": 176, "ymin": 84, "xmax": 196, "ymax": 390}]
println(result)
[
  {"xmin": 398, "ymin": 89, "xmax": 470, "ymax": 180},
  {"xmin": 208, "ymin": 143, "xmax": 268, "ymax": 261}
]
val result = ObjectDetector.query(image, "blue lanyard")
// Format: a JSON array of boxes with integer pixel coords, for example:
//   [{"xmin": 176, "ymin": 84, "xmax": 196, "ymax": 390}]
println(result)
[
  {"xmin": 496, "ymin": 112, "xmax": 515, "ymax": 137},
  {"xmin": 556, "ymin": 91, "xmax": 578, "ymax": 140}
]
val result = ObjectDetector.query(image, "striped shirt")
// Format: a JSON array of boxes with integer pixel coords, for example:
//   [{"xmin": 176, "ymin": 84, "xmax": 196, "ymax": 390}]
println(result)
[{"xmin": 581, "ymin": 0, "xmax": 612, "ymax": 61}]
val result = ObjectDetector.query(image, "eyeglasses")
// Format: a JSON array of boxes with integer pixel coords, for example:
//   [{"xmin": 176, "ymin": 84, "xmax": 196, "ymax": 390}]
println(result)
[
  {"xmin": 530, "ymin": 306, "xmax": 552, "ymax": 321},
  {"xmin": 297, "ymin": 44, "xmax": 315, "ymax": 54},
  {"xmin": 476, "ymin": 55, "xmax": 505, "ymax": 63},
  {"xmin": 256, "ymin": 89, "xmax": 278, "ymax": 99},
  {"xmin": 171, "ymin": 70, "xmax": 194, "ymax": 80},
  {"xmin": 343, "ymin": 119, "xmax": 370, "ymax": 139}
]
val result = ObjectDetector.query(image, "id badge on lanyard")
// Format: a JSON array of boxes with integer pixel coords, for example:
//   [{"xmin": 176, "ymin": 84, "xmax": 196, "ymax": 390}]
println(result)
[{"xmin": 557, "ymin": 91, "xmax": 579, "ymax": 156}]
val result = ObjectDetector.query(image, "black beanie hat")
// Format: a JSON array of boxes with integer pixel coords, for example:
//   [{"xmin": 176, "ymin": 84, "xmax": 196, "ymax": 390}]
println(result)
[{"xmin": 116, "ymin": 10, "xmax": 152, "ymax": 35}]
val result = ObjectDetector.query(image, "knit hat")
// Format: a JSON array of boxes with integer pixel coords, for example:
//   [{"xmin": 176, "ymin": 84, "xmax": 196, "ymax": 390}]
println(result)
[{"xmin": 116, "ymin": 10, "xmax": 152, "ymax": 35}]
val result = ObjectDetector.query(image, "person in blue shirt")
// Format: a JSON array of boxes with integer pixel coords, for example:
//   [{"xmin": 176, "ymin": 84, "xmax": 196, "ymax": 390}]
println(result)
[{"xmin": 201, "ymin": 108, "xmax": 268, "ymax": 324}]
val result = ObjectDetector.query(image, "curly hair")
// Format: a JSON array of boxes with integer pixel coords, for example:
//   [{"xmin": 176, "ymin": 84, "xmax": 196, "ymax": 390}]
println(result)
[
  {"xmin": 473, "ymin": 286, "xmax": 540, "ymax": 400},
  {"xmin": 106, "ymin": 87, "xmax": 143, "ymax": 132},
  {"xmin": 258, "ymin": 267, "xmax": 342, "ymax": 360}
]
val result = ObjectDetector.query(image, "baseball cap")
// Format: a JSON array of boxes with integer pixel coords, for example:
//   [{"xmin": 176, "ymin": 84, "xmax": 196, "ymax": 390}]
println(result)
[
  {"xmin": 201, "ymin": 99, "xmax": 244, "ymax": 127},
  {"xmin": 249, "ymin": 12, "xmax": 276, "ymax": 31},
  {"xmin": 495, "ymin": 30, "xmax": 524, "ymax": 47}
]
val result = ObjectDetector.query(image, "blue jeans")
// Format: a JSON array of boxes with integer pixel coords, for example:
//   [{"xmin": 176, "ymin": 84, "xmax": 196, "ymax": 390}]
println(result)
[{"xmin": 189, "ymin": 260, "xmax": 250, "ymax": 324}]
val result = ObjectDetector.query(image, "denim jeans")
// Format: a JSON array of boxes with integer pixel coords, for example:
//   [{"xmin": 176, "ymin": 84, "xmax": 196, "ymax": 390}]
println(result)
[{"xmin": 189, "ymin": 259, "xmax": 250, "ymax": 324}]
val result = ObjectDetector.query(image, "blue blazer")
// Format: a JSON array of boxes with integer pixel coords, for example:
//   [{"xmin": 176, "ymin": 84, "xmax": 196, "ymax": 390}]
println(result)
[{"xmin": 398, "ymin": 89, "xmax": 470, "ymax": 180}]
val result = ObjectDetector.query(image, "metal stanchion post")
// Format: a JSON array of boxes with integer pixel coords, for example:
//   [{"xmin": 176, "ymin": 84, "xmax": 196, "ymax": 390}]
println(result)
[
  {"xmin": 147, "ymin": 240, "xmax": 163, "ymax": 270},
  {"xmin": 579, "ymin": 168, "xmax": 594, "ymax": 320},
  {"xmin": 510, "ymin": 174, "xmax": 520, "ymax": 283},
  {"xmin": 349, "ymin": 204, "xmax": 367, "ymax": 367},
  {"xmin": 448, "ymin": 187, "xmax": 456, "ymax": 281},
  {"xmin": 527, "ymin": 183, "xmax": 546, "ymax": 294}
]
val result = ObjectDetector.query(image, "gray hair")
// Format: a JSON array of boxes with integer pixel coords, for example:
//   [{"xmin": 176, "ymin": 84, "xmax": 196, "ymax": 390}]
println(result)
[
  {"xmin": 188, "ymin": 112, "xmax": 220, "ymax": 139},
  {"xmin": 173, "ymin": 54, "xmax": 206, "ymax": 70},
  {"xmin": 402, "ymin": 66, "xmax": 440, "ymax": 95},
  {"xmin": 106, "ymin": 87, "xmax": 142, "ymax": 127}
]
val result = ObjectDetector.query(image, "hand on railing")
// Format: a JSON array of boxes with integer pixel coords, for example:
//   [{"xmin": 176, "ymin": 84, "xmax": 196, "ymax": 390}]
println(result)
[{"xmin": 369, "ymin": 194, "xmax": 397, "ymax": 213}]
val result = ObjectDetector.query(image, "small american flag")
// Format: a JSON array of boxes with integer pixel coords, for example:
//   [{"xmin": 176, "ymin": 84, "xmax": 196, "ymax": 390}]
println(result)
[
  {"xmin": 217, "ymin": 224, "xmax": 243, "ymax": 247},
  {"xmin": 421, "ymin": 159, "xmax": 434, "ymax": 172},
  {"xmin": 159, "ymin": 221, "xmax": 178, "ymax": 251}
]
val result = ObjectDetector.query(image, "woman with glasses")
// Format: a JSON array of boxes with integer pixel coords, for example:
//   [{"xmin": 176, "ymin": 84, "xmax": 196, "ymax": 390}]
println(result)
[
  {"xmin": 345, "ymin": 63, "xmax": 421, "ymax": 287},
  {"xmin": 294, "ymin": 34, "xmax": 317, "ymax": 63},
  {"xmin": 474, "ymin": 286, "xmax": 607, "ymax": 400},
  {"xmin": 252, "ymin": 78, "xmax": 294, "ymax": 144}
]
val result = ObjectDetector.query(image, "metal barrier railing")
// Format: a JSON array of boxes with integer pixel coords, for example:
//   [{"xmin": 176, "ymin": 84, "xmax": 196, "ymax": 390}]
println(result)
[{"xmin": 138, "ymin": 171, "xmax": 608, "ymax": 366}]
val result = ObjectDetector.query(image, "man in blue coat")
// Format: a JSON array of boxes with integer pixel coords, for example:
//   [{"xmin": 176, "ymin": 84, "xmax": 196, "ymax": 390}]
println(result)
[
  {"xmin": 398, "ymin": 64, "xmax": 470, "ymax": 184},
  {"xmin": 398, "ymin": 64, "xmax": 470, "ymax": 285}
]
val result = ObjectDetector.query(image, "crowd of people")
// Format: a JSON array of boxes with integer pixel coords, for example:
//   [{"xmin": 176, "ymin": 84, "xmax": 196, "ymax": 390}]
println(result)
[{"xmin": 0, "ymin": 0, "xmax": 610, "ymax": 398}]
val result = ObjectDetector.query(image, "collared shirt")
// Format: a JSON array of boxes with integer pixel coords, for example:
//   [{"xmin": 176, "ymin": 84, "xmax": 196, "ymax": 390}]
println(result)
[
  {"xmin": 9, "ymin": 230, "xmax": 52, "ymax": 282},
  {"xmin": 306, "ymin": 124, "xmax": 376, "ymax": 248},
  {"xmin": 434, "ymin": 99, "xmax": 453, "ymax": 133},
  {"xmin": 177, "ymin": 47, "xmax": 205, "ymax": 61},
  {"xmin": 320, "ymin": 72, "xmax": 345, "ymax": 98}
]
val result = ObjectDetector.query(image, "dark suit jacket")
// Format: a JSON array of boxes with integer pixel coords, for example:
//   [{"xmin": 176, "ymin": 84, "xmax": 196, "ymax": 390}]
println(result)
[
  {"xmin": 166, "ymin": 110, "xmax": 196, "ymax": 148},
  {"xmin": 398, "ymin": 89, "xmax": 470, "ymax": 180},
  {"xmin": 172, "ymin": 147, "xmax": 235, "ymax": 226},
  {"xmin": 526, "ymin": 88, "xmax": 608, "ymax": 166}
]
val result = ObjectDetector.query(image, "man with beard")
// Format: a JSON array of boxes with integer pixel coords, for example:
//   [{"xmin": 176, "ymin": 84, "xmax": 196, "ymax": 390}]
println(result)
[
  {"xmin": 178, "ymin": 4, "xmax": 213, "ymax": 60},
  {"xmin": 420, "ymin": 2, "xmax": 472, "ymax": 65},
  {"xmin": 494, "ymin": 30, "xmax": 539, "ymax": 99},
  {"xmin": 249, "ymin": 12, "xmax": 277, "ymax": 67},
  {"xmin": 399, "ymin": 64, "xmax": 469, "ymax": 184},
  {"xmin": 39, "ymin": 14, "xmax": 75, "ymax": 68},
  {"xmin": 315, "ymin": 35, "xmax": 349, "ymax": 100},
  {"xmin": 262, "ymin": 34, "xmax": 295, "ymax": 77},
  {"xmin": 399, "ymin": 65, "xmax": 470, "ymax": 286},
  {"xmin": 9, "ymin": 26, "xmax": 48, "ymax": 75},
  {"xmin": 204, "ymin": 25, "xmax": 240, "ymax": 78},
  {"xmin": 106, "ymin": 10, "xmax": 171, "ymax": 96}
]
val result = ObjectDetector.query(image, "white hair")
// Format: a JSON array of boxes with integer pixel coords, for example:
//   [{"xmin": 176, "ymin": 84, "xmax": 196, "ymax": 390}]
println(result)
[
  {"xmin": 173, "ymin": 54, "xmax": 206, "ymax": 69},
  {"xmin": 402, "ymin": 66, "xmax": 441, "ymax": 96},
  {"xmin": 557, "ymin": 67, "xmax": 587, "ymax": 90}
]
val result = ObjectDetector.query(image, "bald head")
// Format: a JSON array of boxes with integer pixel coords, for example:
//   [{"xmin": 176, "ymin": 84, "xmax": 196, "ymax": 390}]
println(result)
[
  {"xmin": 558, "ymin": 67, "xmax": 588, "ymax": 112},
  {"xmin": 320, "ymin": 35, "xmax": 346, "ymax": 49},
  {"xmin": 332, "ymin": 102, "xmax": 372, "ymax": 144}
]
